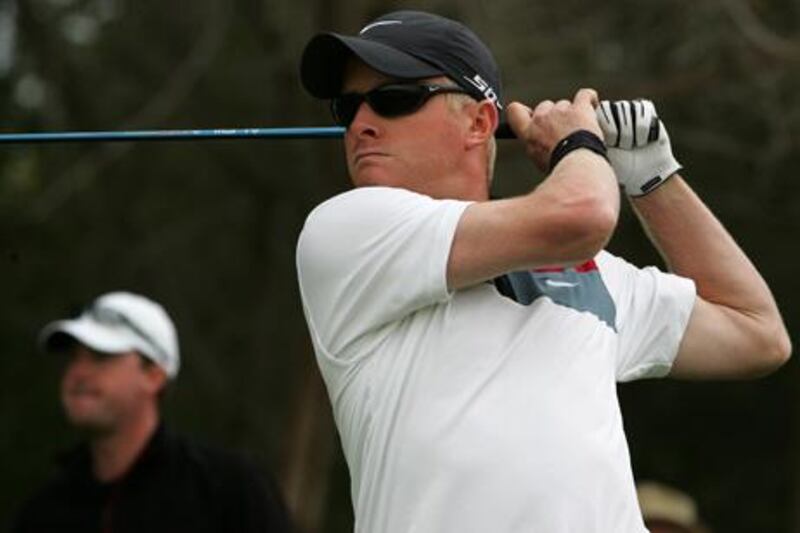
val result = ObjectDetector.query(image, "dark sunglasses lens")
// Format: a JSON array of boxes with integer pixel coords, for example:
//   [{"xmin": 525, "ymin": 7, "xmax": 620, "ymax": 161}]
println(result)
[
  {"xmin": 332, "ymin": 85, "xmax": 438, "ymax": 127},
  {"xmin": 331, "ymin": 93, "xmax": 363, "ymax": 127},
  {"xmin": 368, "ymin": 86, "xmax": 428, "ymax": 117}
]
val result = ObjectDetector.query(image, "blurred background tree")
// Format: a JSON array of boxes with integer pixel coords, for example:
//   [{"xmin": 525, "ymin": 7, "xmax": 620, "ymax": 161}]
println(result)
[{"xmin": 0, "ymin": 0, "xmax": 798, "ymax": 531}]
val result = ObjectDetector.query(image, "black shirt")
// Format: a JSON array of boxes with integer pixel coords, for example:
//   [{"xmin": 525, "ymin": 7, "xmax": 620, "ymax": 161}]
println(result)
[{"xmin": 12, "ymin": 424, "xmax": 291, "ymax": 533}]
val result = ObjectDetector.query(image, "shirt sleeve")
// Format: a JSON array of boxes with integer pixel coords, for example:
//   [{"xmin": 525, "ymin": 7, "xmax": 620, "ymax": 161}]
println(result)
[
  {"xmin": 596, "ymin": 251, "xmax": 697, "ymax": 381},
  {"xmin": 296, "ymin": 186, "xmax": 471, "ymax": 358}
]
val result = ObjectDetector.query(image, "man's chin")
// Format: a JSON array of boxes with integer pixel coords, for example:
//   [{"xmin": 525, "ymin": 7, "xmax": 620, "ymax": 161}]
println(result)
[{"xmin": 64, "ymin": 410, "xmax": 115, "ymax": 436}]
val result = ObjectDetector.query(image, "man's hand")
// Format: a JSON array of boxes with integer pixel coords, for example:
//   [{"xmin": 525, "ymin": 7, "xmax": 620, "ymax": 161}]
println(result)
[
  {"xmin": 507, "ymin": 88, "xmax": 603, "ymax": 172},
  {"xmin": 596, "ymin": 100, "xmax": 682, "ymax": 196}
]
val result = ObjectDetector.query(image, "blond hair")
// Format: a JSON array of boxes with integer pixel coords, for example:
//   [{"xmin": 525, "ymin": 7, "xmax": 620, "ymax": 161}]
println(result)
[{"xmin": 446, "ymin": 93, "xmax": 497, "ymax": 185}]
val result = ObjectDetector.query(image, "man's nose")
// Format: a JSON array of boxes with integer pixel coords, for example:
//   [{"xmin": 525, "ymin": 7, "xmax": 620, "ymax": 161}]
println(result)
[
  {"xmin": 349, "ymin": 102, "xmax": 381, "ymax": 138},
  {"xmin": 64, "ymin": 349, "xmax": 97, "ymax": 376}
]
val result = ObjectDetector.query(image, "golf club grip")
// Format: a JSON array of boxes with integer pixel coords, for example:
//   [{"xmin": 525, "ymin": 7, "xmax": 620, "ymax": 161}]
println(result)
[{"xmin": 495, "ymin": 122, "xmax": 515, "ymax": 139}]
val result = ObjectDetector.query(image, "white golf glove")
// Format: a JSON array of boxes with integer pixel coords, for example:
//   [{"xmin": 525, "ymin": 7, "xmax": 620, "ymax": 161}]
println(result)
[{"xmin": 596, "ymin": 99, "xmax": 682, "ymax": 196}]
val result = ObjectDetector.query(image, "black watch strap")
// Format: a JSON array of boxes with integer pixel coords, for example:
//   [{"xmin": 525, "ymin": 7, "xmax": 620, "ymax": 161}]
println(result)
[{"xmin": 548, "ymin": 129, "xmax": 609, "ymax": 173}]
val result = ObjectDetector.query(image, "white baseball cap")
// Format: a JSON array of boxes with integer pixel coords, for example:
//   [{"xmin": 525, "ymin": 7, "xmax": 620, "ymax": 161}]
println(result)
[{"xmin": 38, "ymin": 291, "xmax": 180, "ymax": 379}]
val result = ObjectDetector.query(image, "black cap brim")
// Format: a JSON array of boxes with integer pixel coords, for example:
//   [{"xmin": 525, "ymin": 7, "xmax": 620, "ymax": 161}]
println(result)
[{"xmin": 300, "ymin": 33, "xmax": 443, "ymax": 98}]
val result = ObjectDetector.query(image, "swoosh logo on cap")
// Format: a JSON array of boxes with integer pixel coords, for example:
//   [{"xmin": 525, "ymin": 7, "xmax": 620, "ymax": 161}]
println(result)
[{"xmin": 359, "ymin": 20, "xmax": 402, "ymax": 34}]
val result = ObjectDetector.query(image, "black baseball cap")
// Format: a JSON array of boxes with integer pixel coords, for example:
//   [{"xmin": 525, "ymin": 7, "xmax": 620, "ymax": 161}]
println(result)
[{"xmin": 300, "ymin": 10, "xmax": 503, "ymax": 110}]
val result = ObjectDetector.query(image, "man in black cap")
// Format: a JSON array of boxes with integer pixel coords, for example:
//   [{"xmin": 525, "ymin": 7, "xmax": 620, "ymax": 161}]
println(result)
[{"xmin": 296, "ymin": 10, "xmax": 789, "ymax": 532}]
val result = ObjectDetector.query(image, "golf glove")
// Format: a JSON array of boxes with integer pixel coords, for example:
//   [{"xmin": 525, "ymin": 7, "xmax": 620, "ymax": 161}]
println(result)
[{"xmin": 596, "ymin": 99, "xmax": 682, "ymax": 196}]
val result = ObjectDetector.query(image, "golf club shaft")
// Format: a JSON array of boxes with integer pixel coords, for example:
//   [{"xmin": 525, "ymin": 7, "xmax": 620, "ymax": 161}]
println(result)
[
  {"xmin": 0, "ymin": 127, "xmax": 344, "ymax": 144},
  {"xmin": 0, "ymin": 124, "xmax": 516, "ymax": 144}
]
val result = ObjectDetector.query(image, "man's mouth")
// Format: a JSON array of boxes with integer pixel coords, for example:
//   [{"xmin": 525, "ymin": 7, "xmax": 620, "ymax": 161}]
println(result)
[
  {"xmin": 66, "ymin": 383, "xmax": 101, "ymax": 398},
  {"xmin": 354, "ymin": 151, "xmax": 388, "ymax": 165}
]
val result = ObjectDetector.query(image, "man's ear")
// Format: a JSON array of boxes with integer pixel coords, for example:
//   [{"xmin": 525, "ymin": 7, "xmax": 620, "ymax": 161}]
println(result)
[
  {"xmin": 465, "ymin": 100, "xmax": 499, "ymax": 149},
  {"xmin": 142, "ymin": 361, "xmax": 168, "ymax": 395}
]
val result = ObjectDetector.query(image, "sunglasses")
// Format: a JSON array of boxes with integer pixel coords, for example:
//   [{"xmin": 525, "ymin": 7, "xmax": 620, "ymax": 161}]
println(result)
[{"xmin": 331, "ymin": 83, "xmax": 473, "ymax": 128}]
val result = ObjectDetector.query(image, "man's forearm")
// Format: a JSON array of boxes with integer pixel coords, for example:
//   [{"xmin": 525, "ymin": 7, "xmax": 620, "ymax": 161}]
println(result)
[
  {"xmin": 632, "ymin": 174, "xmax": 792, "ymax": 374},
  {"xmin": 632, "ymin": 174, "xmax": 791, "ymax": 376},
  {"xmin": 630, "ymin": 174, "xmax": 773, "ymax": 311},
  {"xmin": 597, "ymin": 98, "xmax": 789, "ymax": 377}
]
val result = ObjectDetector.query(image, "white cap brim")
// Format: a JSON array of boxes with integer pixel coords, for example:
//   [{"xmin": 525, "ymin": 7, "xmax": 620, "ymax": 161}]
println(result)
[{"xmin": 39, "ymin": 317, "xmax": 144, "ymax": 357}]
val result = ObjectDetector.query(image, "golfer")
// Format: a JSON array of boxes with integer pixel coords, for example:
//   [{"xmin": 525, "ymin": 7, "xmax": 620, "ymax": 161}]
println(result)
[{"xmin": 296, "ymin": 10, "xmax": 790, "ymax": 532}]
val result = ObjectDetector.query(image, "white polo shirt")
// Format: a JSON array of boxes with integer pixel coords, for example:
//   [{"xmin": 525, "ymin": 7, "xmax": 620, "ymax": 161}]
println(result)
[{"xmin": 296, "ymin": 186, "xmax": 695, "ymax": 533}]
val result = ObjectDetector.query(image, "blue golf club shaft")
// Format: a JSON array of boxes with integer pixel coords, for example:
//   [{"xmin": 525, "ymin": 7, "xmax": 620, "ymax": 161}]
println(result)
[
  {"xmin": 0, "ymin": 127, "xmax": 345, "ymax": 144},
  {"xmin": 0, "ymin": 124, "xmax": 515, "ymax": 144}
]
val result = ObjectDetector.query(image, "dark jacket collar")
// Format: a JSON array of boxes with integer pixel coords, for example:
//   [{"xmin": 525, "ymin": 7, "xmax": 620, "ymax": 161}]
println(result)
[{"xmin": 56, "ymin": 422, "xmax": 170, "ymax": 487}]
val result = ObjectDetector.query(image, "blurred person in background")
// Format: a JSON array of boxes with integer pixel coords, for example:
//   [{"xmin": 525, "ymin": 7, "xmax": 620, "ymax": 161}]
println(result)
[
  {"xmin": 12, "ymin": 291, "xmax": 290, "ymax": 533},
  {"xmin": 637, "ymin": 480, "xmax": 711, "ymax": 533}
]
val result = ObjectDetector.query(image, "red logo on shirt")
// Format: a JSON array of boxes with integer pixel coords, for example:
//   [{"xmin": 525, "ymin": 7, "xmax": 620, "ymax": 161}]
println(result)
[{"xmin": 533, "ymin": 259, "xmax": 598, "ymax": 274}]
